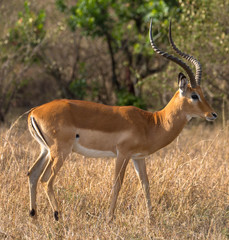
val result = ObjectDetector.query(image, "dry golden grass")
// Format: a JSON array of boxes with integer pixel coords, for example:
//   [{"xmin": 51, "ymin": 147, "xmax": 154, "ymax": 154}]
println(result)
[{"xmin": 0, "ymin": 122, "xmax": 229, "ymax": 239}]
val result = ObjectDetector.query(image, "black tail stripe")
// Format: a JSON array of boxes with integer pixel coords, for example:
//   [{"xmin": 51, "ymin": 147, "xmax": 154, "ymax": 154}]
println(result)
[{"xmin": 31, "ymin": 117, "xmax": 49, "ymax": 147}]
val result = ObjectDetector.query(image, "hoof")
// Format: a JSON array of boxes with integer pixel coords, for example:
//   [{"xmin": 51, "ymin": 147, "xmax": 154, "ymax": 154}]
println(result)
[
  {"xmin": 54, "ymin": 211, "xmax": 59, "ymax": 221},
  {"xmin": 29, "ymin": 209, "xmax": 36, "ymax": 217}
]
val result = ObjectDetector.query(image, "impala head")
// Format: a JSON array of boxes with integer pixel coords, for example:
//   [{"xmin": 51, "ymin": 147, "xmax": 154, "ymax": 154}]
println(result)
[
  {"xmin": 177, "ymin": 72, "xmax": 217, "ymax": 121},
  {"xmin": 149, "ymin": 19, "xmax": 217, "ymax": 122}
]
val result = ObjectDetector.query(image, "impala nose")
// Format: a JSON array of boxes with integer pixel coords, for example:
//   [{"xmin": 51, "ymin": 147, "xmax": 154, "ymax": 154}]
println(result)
[
  {"xmin": 212, "ymin": 112, "xmax": 217, "ymax": 119},
  {"xmin": 206, "ymin": 112, "xmax": 217, "ymax": 121}
]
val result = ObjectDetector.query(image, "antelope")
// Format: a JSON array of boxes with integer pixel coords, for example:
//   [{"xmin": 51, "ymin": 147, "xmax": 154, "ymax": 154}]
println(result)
[{"xmin": 27, "ymin": 19, "xmax": 217, "ymax": 222}]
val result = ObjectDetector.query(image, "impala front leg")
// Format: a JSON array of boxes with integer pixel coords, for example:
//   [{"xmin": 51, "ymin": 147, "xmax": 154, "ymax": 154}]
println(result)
[
  {"xmin": 108, "ymin": 153, "xmax": 130, "ymax": 222},
  {"xmin": 132, "ymin": 158, "xmax": 153, "ymax": 222}
]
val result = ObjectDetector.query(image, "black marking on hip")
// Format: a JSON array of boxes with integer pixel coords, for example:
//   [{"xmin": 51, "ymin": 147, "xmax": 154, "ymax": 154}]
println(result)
[
  {"xmin": 54, "ymin": 211, "xmax": 59, "ymax": 221},
  {"xmin": 76, "ymin": 134, "xmax": 80, "ymax": 139},
  {"xmin": 30, "ymin": 209, "xmax": 36, "ymax": 217}
]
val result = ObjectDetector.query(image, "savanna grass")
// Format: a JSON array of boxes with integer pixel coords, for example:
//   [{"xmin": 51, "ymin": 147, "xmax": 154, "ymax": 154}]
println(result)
[{"xmin": 0, "ymin": 122, "xmax": 229, "ymax": 239}]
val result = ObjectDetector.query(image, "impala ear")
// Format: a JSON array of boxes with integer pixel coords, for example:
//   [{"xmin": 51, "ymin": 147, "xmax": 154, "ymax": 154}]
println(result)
[{"xmin": 178, "ymin": 72, "xmax": 188, "ymax": 94}]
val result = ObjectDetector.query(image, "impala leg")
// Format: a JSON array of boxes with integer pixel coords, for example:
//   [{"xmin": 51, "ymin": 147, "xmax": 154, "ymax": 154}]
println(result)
[
  {"xmin": 132, "ymin": 158, "xmax": 153, "ymax": 222},
  {"xmin": 28, "ymin": 147, "xmax": 49, "ymax": 218},
  {"xmin": 108, "ymin": 153, "xmax": 130, "ymax": 222},
  {"xmin": 40, "ymin": 150, "xmax": 69, "ymax": 221}
]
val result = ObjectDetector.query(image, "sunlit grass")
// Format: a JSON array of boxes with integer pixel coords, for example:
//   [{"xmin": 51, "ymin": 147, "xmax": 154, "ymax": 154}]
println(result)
[{"xmin": 0, "ymin": 123, "xmax": 229, "ymax": 239}]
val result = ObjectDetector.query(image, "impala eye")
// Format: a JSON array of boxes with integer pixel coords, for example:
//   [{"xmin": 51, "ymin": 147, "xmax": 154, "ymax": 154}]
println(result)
[{"xmin": 191, "ymin": 94, "xmax": 199, "ymax": 101}]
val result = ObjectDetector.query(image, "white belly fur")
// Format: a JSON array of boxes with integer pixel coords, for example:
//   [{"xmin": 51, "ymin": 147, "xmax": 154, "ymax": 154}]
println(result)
[
  {"xmin": 71, "ymin": 129, "xmax": 147, "ymax": 159},
  {"xmin": 72, "ymin": 142, "xmax": 147, "ymax": 159},
  {"xmin": 72, "ymin": 141, "xmax": 116, "ymax": 158}
]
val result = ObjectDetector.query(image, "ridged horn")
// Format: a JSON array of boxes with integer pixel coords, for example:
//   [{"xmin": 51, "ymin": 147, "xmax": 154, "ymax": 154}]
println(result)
[
  {"xmin": 169, "ymin": 20, "xmax": 202, "ymax": 86},
  {"xmin": 149, "ymin": 18, "xmax": 197, "ymax": 88}
]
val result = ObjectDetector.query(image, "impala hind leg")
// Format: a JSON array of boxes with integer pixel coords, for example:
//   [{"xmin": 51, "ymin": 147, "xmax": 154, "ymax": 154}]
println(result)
[
  {"xmin": 28, "ymin": 147, "xmax": 49, "ymax": 218},
  {"xmin": 40, "ymin": 150, "xmax": 69, "ymax": 221},
  {"xmin": 132, "ymin": 158, "xmax": 153, "ymax": 222},
  {"xmin": 108, "ymin": 153, "xmax": 130, "ymax": 222}
]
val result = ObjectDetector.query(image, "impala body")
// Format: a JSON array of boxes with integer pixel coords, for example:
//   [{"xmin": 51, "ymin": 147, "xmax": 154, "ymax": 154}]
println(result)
[{"xmin": 27, "ymin": 20, "xmax": 217, "ymax": 222}]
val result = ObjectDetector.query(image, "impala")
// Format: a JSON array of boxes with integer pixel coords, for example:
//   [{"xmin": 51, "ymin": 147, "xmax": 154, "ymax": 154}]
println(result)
[{"xmin": 27, "ymin": 20, "xmax": 217, "ymax": 222}]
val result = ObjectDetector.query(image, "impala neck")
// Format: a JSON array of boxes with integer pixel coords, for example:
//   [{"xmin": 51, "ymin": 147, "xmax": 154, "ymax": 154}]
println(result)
[
  {"xmin": 149, "ymin": 91, "xmax": 188, "ymax": 152},
  {"xmin": 159, "ymin": 91, "xmax": 188, "ymax": 130}
]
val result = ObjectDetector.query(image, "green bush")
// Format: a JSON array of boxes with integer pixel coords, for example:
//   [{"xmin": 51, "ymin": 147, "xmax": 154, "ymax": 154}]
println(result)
[{"xmin": 117, "ymin": 89, "xmax": 147, "ymax": 109}]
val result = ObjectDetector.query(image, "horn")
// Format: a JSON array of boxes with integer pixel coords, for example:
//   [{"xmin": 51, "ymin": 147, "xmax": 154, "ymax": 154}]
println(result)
[
  {"xmin": 149, "ymin": 18, "xmax": 197, "ymax": 88},
  {"xmin": 169, "ymin": 20, "xmax": 202, "ymax": 85}
]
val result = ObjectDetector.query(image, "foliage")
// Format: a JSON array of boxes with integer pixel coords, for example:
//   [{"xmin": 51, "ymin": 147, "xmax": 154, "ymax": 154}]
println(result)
[
  {"xmin": 0, "ymin": 1, "xmax": 46, "ymax": 121},
  {"xmin": 6, "ymin": 1, "xmax": 46, "ymax": 49},
  {"xmin": 117, "ymin": 89, "xmax": 147, "ymax": 109},
  {"xmin": 56, "ymin": 0, "xmax": 179, "ymax": 106},
  {"xmin": 69, "ymin": 79, "xmax": 87, "ymax": 100},
  {"xmin": 64, "ymin": 0, "xmax": 177, "ymax": 35},
  {"xmin": 67, "ymin": 0, "xmax": 113, "ymax": 36}
]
